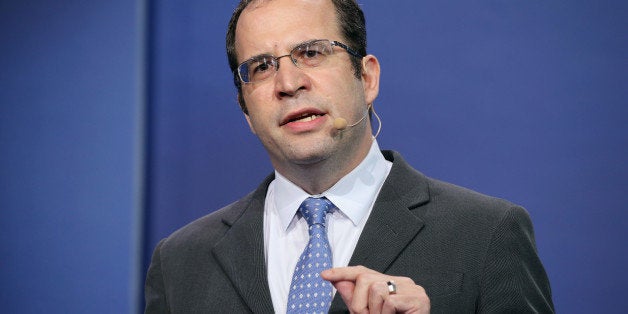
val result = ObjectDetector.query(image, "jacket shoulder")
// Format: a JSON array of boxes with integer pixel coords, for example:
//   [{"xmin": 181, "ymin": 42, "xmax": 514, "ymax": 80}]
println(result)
[
  {"xmin": 383, "ymin": 149, "xmax": 523, "ymax": 220},
  {"xmin": 158, "ymin": 189, "xmax": 257, "ymax": 254},
  {"xmin": 428, "ymin": 178, "xmax": 521, "ymax": 215}
]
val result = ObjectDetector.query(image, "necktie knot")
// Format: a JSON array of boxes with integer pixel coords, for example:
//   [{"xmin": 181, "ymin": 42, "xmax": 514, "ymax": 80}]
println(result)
[{"xmin": 299, "ymin": 197, "xmax": 333, "ymax": 228}]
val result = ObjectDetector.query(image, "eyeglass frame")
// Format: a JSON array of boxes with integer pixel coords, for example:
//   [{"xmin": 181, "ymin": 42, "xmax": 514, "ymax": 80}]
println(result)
[{"xmin": 235, "ymin": 39, "xmax": 364, "ymax": 84}]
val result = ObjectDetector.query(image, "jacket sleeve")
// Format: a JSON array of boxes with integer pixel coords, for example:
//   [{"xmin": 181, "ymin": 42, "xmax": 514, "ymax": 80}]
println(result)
[
  {"xmin": 144, "ymin": 239, "xmax": 170, "ymax": 314},
  {"xmin": 477, "ymin": 206, "xmax": 554, "ymax": 313}
]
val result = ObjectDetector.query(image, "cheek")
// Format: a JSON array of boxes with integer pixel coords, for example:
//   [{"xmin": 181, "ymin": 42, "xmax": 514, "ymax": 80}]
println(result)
[
  {"xmin": 241, "ymin": 83, "xmax": 267, "ymax": 105},
  {"xmin": 241, "ymin": 93, "xmax": 267, "ymax": 120},
  {"xmin": 322, "ymin": 66, "xmax": 362, "ymax": 94},
  {"xmin": 245, "ymin": 103, "xmax": 277, "ymax": 137},
  {"xmin": 326, "ymin": 77, "xmax": 365, "ymax": 108}
]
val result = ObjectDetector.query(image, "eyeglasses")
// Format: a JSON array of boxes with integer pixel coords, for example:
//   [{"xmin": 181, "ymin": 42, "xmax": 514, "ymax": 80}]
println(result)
[{"xmin": 236, "ymin": 39, "xmax": 363, "ymax": 84}]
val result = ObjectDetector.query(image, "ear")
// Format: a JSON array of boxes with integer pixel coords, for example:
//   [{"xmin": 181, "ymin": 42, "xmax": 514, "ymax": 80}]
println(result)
[
  {"xmin": 239, "ymin": 94, "xmax": 257, "ymax": 134},
  {"xmin": 361, "ymin": 55, "xmax": 380, "ymax": 105}
]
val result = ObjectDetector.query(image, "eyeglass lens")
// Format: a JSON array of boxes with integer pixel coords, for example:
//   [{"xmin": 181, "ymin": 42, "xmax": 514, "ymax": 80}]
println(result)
[{"xmin": 239, "ymin": 40, "xmax": 335, "ymax": 83}]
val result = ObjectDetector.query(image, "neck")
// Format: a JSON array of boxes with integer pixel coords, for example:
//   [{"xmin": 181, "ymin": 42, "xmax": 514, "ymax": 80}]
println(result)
[{"xmin": 275, "ymin": 135, "xmax": 374, "ymax": 195}]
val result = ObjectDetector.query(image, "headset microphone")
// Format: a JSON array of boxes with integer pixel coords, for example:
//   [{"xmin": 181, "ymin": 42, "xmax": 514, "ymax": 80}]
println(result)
[
  {"xmin": 333, "ymin": 108, "xmax": 369, "ymax": 131},
  {"xmin": 333, "ymin": 104, "xmax": 382, "ymax": 138},
  {"xmin": 333, "ymin": 117, "xmax": 349, "ymax": 130}
]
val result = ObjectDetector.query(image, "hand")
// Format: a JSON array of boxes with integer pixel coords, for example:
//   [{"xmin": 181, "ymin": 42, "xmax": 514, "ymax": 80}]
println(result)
[{"xmin": 321, "ymin": 265, "xmax": 430, "ymax": 314}]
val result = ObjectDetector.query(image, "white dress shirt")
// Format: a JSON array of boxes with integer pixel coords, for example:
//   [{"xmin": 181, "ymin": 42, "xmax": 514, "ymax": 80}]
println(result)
[{"xmin": 264, "ymin": 141, "xmax": 392, "ymax": 313}]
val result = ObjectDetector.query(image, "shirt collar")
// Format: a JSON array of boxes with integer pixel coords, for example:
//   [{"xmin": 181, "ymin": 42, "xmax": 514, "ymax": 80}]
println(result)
[{"xmin": 273, "ymin": 140, "xmax": 392, "ymax": 231}]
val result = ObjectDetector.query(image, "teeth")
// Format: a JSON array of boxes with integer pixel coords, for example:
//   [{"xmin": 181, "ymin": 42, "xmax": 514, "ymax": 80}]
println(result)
[{"xmin": 295, "ymin": 114, "xmax": 320, "ymax": 122}]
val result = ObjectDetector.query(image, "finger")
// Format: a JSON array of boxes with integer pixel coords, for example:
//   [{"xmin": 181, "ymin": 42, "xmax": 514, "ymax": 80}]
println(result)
[
  {"xmin": 368, "ymin": 281, "xmax": 389, "ymax": 314},
  {"xmin": 321, "ymin": 265, "xmax": 378, "ymax": 282},
  {"xmin": 382, "ymin": 295, "xmax": 425, "ymax": 313},
  {"xmin": 331, "ymin": 280, "xmax": 355, "ymax": 309},
  {"xmin": 348, "ymin": 272, "xmax": 379, "ymax": 312},
  {"xmin": 382, "ymin": 285, "xmax": 430, "ymax": 314}
]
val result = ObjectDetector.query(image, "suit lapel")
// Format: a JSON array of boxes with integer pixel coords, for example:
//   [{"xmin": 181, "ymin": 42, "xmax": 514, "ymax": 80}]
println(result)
[
  {"xmin": 212, "ymin": 176, "xmax": 275, "ymax": 313},
  {"xmin": 331, "ymin": 151, "xmax": 431, "ymax": 311},
  {"xmin": 348, "ymin": 151, "xmax": 430, "ymax": 271},
  {"xmin": 347, "ymin": 195, "xmax": 424, "ymax": 270}
]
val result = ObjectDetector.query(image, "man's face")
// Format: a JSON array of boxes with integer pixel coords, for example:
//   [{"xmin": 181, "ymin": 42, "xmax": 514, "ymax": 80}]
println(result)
[{"xmin": 235, "ymin": 0, "xmax": 378, "ymax": 175}]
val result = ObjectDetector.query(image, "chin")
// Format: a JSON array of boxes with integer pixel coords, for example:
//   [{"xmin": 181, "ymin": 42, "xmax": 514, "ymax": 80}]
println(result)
[
  {"xmin": 284, "ymin": 144, "xmax": 333, "ymax": 166},
  {"xmin": 289, "ymin": 151, "xmax": 329, "ymax": 166}
]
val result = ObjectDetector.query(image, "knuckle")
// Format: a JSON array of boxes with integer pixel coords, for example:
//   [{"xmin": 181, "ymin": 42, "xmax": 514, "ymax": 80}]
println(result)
[
  {"xmin": 349, "ymin": 304, "xmax": 366, "ymax": 313},
  {"xmin": 354, "ymin": 265, "xmax": 368, "ymax": 273},
  {"xmin": 354, "ymin": 272, "xmax": 373, "ymax": 284},
  {"xmin": 397, "ymin": 276, "xmax": 416, "ymax": 286}
]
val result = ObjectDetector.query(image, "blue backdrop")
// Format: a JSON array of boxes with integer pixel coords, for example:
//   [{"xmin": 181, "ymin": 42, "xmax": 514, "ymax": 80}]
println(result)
[
  {"xmin": 1, "ymin": 1, "xmax": 144, "ymax": 313},
  {"xmin": 2, "ymin": 1, "xmax": 626, "ymax": 313}
]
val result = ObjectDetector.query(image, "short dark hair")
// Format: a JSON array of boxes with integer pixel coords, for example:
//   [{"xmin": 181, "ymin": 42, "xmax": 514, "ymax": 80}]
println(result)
[{"xmin": 226, "ymin": 0, "xmax": 367, "ymax": 113}]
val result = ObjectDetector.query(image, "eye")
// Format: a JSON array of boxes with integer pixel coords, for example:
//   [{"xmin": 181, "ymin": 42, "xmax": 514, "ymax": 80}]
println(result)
[
  {"xmin": 303, "ymin": 48, "xmax": 322, "ymax": 59},
  {"xmin": 250, "ymin": 57, "xmax": 274, "ymax": 74},
  {"xmin": 294, "ymin": 41, "xmax": 330, "ymax": 66},
  {"xmin": 253, "ymin": 62, "xmax": 269, "ymax": 73}
]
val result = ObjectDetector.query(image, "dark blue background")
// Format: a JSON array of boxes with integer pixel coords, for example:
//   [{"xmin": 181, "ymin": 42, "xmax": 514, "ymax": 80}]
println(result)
[
  {"xmin": 2, "ymin": 1, "xmax": 626, "ymax": 313},
  {"xmin": 1, "ymin": 1, "xmax": 144, "ymax": 313}
]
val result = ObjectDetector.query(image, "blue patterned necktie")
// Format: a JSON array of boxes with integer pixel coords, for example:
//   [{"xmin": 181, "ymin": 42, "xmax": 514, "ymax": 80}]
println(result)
[{"xmin": 287, "ymin": 197, "xmax": 335, "ymax": 314}]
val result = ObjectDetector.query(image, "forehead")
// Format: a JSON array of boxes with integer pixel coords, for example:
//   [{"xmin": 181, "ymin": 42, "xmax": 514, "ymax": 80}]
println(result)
[{"xmin": 235, "ymin": 0, "xmax": 341, "ymax": 59}]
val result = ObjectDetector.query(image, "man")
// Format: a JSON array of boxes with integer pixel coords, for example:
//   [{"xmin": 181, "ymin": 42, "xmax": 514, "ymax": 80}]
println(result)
[{"xmin": 145, "ymin": 0, "xmax": 554, "ymax": 313}]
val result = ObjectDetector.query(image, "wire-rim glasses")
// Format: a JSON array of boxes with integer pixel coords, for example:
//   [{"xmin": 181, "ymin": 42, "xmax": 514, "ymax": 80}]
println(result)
[{"xmin": 236, "ymin": 39, "xmax": 363, "ymax": 84}]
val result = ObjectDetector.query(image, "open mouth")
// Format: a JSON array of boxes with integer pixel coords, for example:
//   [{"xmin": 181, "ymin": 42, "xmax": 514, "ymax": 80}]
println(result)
[
  {"xmin": 282, "ymin": 110, "xmax": 327, "ymax": 126},
  {"xmin": 290, "ymin": 113, "xmax": 324, "ymax": 123}
]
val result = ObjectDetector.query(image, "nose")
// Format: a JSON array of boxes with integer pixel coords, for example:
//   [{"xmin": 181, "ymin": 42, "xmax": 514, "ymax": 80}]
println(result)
[
  {"xmin": 274, "ymin": 54, "xmax": 310, "ymax": 99},
  {"xmin": 275, "ymin": 54, "xmax": 294, "ymax": 68}
]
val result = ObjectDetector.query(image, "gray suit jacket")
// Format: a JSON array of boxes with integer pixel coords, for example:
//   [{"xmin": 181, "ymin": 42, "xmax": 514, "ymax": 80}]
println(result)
[{"xmin": 145, "ymin": 151, "xmax": 554, "ymax": 313}]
